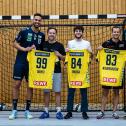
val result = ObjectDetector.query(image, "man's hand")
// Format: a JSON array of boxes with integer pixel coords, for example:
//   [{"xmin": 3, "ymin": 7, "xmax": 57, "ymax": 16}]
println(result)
[
  {"xmin": 65, "ymin": 48, "xmax": 69, "ymax": 52},
  {"xmin": 54, "ymin": 51, "xmax": 60, "ymax": 57},
  {"xmin": 24, "ymin": 45, "xmax": 36, "ymax": 52},
  {"xmin": 97, "ymin": 46, "xmax": 103, "ymax": 50},
  {"xmin": 54, "ymin": 51, "xmax": 65, "ymax": 61},
  {"xmin": 14, "ymin": 42, "xmax": 36, "ymax": 52}
]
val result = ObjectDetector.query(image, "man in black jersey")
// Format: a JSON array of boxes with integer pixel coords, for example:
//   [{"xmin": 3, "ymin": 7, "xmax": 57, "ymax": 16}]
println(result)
[
  {"xmin": 39, "ymin": 27, "xmax": 66, "ymax": 119},
  {"xmin": 97, "ymin": 26, "xmax": 126, "ymax": 119},
  {"xmin": 9, "ymin": 13, "xmax": 45, "ymax": 120}
]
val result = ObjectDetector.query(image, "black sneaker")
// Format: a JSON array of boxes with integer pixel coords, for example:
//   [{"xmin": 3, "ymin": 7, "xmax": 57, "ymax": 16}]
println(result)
[
  {"xmin": 64, "ymin": 112, "xmax": 72, "ymax": 119},
  {"xmin": 82, "ymin": 112, "xmax": 89, "ymax": 119}
]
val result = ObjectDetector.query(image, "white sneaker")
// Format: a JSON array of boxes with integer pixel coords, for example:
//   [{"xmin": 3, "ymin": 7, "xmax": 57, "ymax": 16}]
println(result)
[
  {"xmin": 112, "ymin": 112, "xmax": 119, "ymax": 119},
  {"xmin": 24, "ymin": 110, "xmax": 33, "ymax": 119},
  {"xmin": 96, "ymin": 111, "xmax": 105, "ymax": 119},
  {"xmin": 9, "ymin": 110, "xmax": 17, "ymax": 120}
]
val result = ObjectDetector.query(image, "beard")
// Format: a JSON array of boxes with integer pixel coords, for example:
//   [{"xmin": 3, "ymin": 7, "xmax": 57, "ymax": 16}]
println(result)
[
  {"xmin": 33, "ymin": 23, "xmax": 40, "ymax": 28},
  {"xmin": 75, "ymin": 34, "xmax": 82, "ymax": 39},
  {"xmin": 48, "ymin": 36, "xmax": 55, "ymax": 41}
]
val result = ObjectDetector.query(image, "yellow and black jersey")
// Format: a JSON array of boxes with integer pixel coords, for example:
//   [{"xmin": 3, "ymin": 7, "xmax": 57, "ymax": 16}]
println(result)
[
  {"xmin": 96, "ymin": 48, "xmax": 126, "ymax": 86},
  {"xmin": 27, "ymin": 50, "xmax": 56, "ymax": 89},
  {"xmin": 66, "ymin": 50, "xmax": 90, "ymax": 88}
]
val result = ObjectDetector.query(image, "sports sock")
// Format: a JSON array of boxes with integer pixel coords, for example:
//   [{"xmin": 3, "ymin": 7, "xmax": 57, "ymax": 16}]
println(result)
[
  {"xmin": 56, "ymin": 107, "xmax": 61, "ymax": 113},
  {"xmin": 12, "ymin": 99, "xmax": 18, "ymax": 110},
  {"xmin": 26, "ymin": 100, "xmax": 31, "ymax": 110}
]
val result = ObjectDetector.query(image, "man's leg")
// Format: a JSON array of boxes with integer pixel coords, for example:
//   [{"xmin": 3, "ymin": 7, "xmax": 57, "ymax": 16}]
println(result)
[
  {"xmin": 24, "ymin": 64, "xmax": 33, "ymax": 119},
  {"xmin": 67, "ymin": 88, "xmax": 75, "ymax": 112},
  {"xmin": 80, "ymin": 88, "xmax": 88, "ymax": 112},
  {"xmin": 112, "ymin": 89, "xmax": 119, "ymax": 119},
  {"xmin": 101, "ymin": 88, "xmax": 109, "ymax": 112},
  {"xmin": 97, "ymin": 88, "xmax": 109, "ymax": 119},
  {"xmin": 12, "ymin": 80, "xmax": 22, "ymax": 110},
  {"xmin": 9, "ymin": 63, "xmax": 23, "ymax": 120},
  {"xmin": 64, "ymin": 88, "xmax": 75, "ymax": 119},
  {"xmin": 55, "ymin": 92, "xmax": 61, "ymax": 110},
  {"xmin": 39, "ymin": 90, "xmax": 50, "ymax": 119},
  {"xmin": 113, "ymin": 89, "xmax": 119, "ymax": 112},
  {"xmin": 53, "ymin": 73, "xmax": 63, "ymax": 119},
  {"xmin": 80, "ymin": 88, "xmax": 89, "ymax": 119},
  {"xmin": 25, "ymin": 82, "xmax": 33, "ymax": 111},
  {"xmin": 44, "ymin": 92, "xmax": 50, "ymax": 111}
]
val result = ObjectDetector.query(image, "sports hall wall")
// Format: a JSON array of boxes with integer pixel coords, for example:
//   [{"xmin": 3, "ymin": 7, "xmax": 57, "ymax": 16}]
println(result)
[{"xmin": 0, "ymin": 0, "xmax": 126, "ymax": 110}]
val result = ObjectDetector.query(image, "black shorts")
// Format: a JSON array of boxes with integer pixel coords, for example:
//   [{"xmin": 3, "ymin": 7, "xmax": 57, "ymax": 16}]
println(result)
[
  {"xmin": 13, "ymin": 63, "xmax": 29, "ymax": 81},
  {"xmin": 102, "ymin": 85, "xmax": 123, "ymax": 89}
]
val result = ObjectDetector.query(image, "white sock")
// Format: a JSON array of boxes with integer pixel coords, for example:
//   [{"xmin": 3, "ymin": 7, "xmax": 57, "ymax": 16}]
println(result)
[
  {"xmin": 44, "ymin": 107, "xmax": 49, "ymax": 113},
  {"xmin": 56, "ymin": 107, "xmax": 61, "ymax": 113}
]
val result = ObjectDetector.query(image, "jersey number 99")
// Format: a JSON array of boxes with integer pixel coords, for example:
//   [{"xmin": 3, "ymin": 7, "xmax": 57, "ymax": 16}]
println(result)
[{"xmin": 36, "ymin": 58, "xmax": 47, "ymax": 69}]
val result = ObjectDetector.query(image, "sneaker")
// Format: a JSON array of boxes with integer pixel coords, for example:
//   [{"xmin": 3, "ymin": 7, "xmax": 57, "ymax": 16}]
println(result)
[
  {"xmin": 82, "ymin": 112, "xmax": 89, "ymax": 119},
  {"xmin": 112, "ymin": 112, "xmax": 119, "ymax": 119},
  {"xmin": 56, "ymin": 112, "xmax": 63, "ymax": 120},
  {"xmin": 64, "ymin": 112, "xmax": 72, "ymax": 119},
  {"xmin": 24, "ymin": 110, "xmax": 33, "ymax": 119},
  {"xmin": 39, "ymin": 111, "xmax": 49, "ymax": 119},
  {"xmin": 97, "ymin": 111, "xmax": 105, "ymax": 119},
  {"xmin": 123, "ymin": 116, "xmax": 126, "ymax": 119},
  {"xmin": 9, "ymin": 110, "xmax": 17, "ymax": 120}
]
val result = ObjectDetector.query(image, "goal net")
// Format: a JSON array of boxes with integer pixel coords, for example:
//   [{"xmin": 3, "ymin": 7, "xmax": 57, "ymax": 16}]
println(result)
[{"xmin": 0, "ymin": 18, "xmax": 125, "ymax": 111}]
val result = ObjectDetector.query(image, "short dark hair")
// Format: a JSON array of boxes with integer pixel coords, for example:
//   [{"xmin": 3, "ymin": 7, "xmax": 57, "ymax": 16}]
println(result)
[
  {"xmin": 112, "ymin": 26, "xmax": 121, "ymax": 32},
  {"xmin": 74, "ymin": 25, "xmax": 84, "ymax": 33},
  {"xmin": 47, "ymin": 27, "xmax": 57, "ymax": 33},
  {"xmin": 33, "ymin": 13, "xmax": 43, "ymax": 19}
]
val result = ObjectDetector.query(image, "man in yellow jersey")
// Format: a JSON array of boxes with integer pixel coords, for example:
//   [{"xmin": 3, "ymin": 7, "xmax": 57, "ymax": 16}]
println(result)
[
  {"xmin": 96, "ymin": 26, "xmax": 126, "ymax": 119},
  {"xmin": 64, "ymin": 26, "xmax": 93, "ymax": 119},
  {"xmin": 39, "ymin": 27, "xmax": 66, "ymax": 119}
]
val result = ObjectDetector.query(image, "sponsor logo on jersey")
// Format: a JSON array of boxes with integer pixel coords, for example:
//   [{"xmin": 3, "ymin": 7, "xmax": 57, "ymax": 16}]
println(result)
[
  {"xmin": 103, "ymin": 77, "xmax": 117, "ymax": 83},
  {"xmin": 27, "ymin": 33, "xmax": 32, "ymax": 42},
  {"xmin": 34, "ymin": 81, "xmax": 47, "ymax": 86},
  {"xmin": 104, "ymin": 49, "xmax": 119, "ymax": 54},
  {"xmin": 35, "ymin": 52, "xmax": 50, "ymax": 56},
  {"xmin": 70, "ymin": 81, "xmax": 82, "ymax": 86},
  {"xmin": 69, "ymin": 52, "xmax": 84, "ymax": 56}
]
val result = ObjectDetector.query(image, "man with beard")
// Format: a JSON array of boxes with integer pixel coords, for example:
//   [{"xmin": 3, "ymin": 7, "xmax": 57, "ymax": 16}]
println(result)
[
  {"xmin": 9, "ymin": 13, "xmax": 45, "ymax": 120},
  {"xmin": 39, "ymin": 27, "xmax": 66, "ymax": 119},
  {"xmin": 64, "ymin": 26, "xmax": 92, "ymax": 119}
]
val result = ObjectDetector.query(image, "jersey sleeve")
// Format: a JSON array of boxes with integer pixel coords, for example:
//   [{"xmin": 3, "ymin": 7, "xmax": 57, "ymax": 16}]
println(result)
[
  {"xmin": 87, "ymin": 42, "xmax": 92, "ymax": 53},
  {"xmin": 65, "ymin": 52, "xmax": 68, "ymax": 63},
  {"xmin": 67, "ymin": 41, "xmax": 71, "ymax": 48},
  {"xmin": 102, "ymin": 41, "xmax": 109, "ymax": 48},
  {"xmin": 27, "ymin": 50, "xmax": 32, "ymax": 62},
  {"xmin": 15, "ymin": 29, "xmax": 25, "ymax": 43},
  {"xmin": 59, "ymin": 43, "xmax": 66, "ymax": 56},
  {"xmin": 96, "ymin": 50, "xmax": 100, "ymax": 62},
  {"xmin": 39, "ymin": 33, "xmax": 45, "ymax": 51}
]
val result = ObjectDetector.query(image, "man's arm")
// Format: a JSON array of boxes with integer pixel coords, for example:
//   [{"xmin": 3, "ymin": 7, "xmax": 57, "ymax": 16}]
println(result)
[
  {"xmin": 14, "ymin": 41, "xmax": 35, "ymax": 52},
  {"xmin": 54, "ymin": 51, "xmax": 65, "ymax": 61}
]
